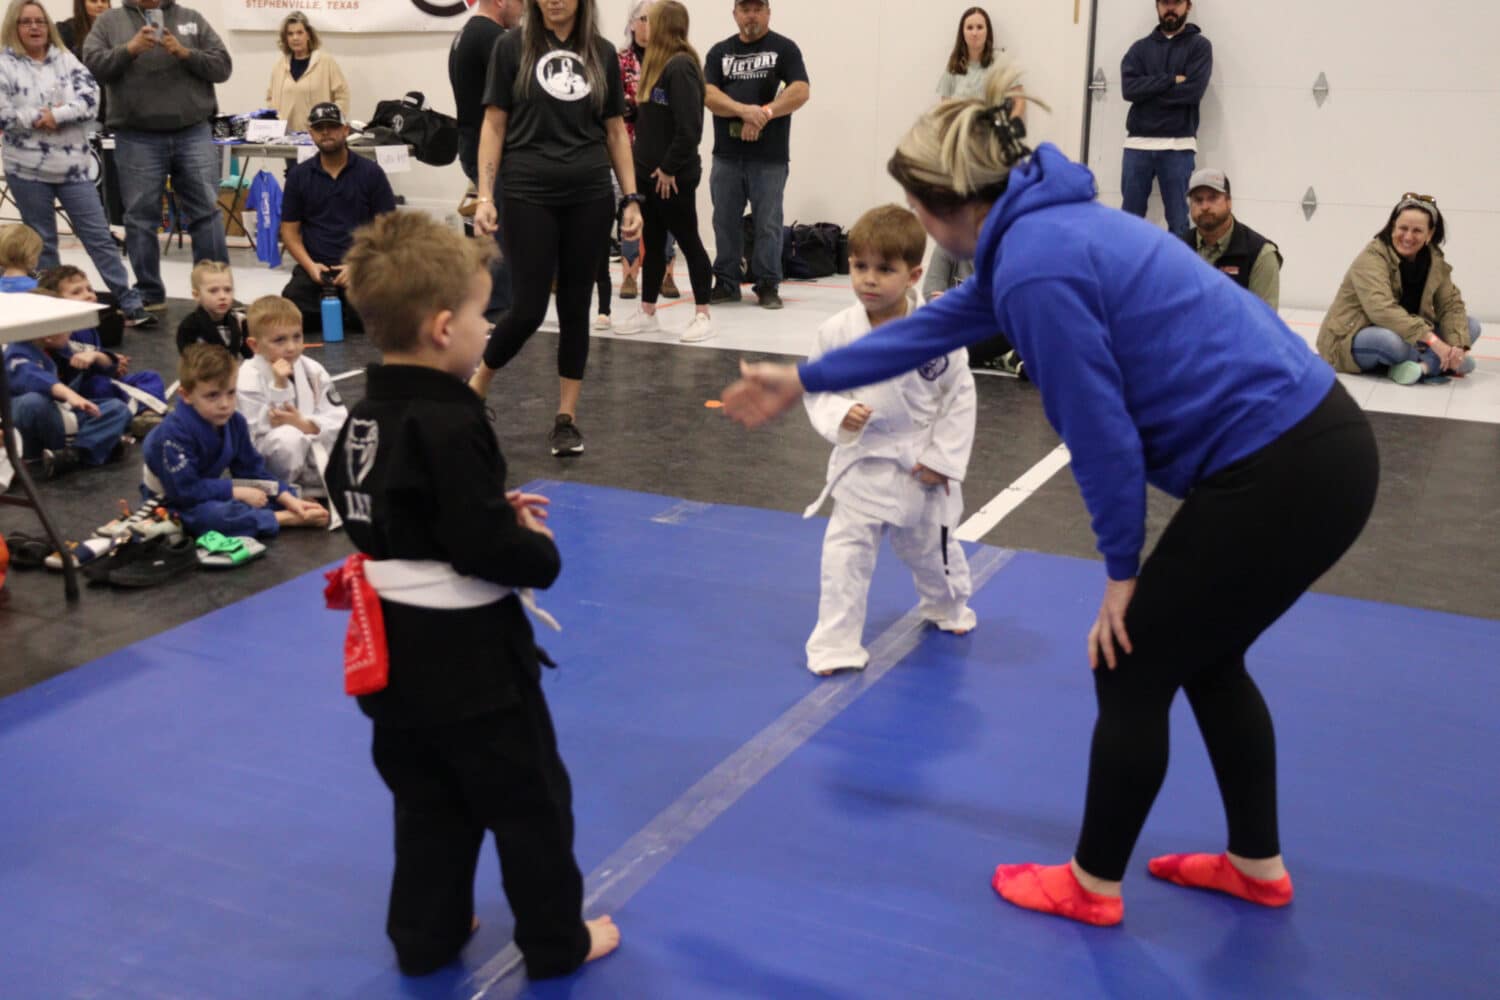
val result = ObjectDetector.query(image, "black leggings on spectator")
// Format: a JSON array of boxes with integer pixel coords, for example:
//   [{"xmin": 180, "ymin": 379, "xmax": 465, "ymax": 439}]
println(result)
[
  {"xmin": 1073, "ymin": 382, "xmax": 1378, "ymax": 881},
  {"xmin": 595, "ymin": 235, "xmax": 612, "ymax": 318},
  {"xmin": 640, "ymin": 175, "xmax": 713, "ymax": 307},
  {"xmin": 483, "ymin": 195, "xmax": 614, "ymax": 380}
]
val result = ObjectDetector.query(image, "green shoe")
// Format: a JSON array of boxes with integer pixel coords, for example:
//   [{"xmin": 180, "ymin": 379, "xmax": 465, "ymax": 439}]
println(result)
[{"xmin": 1388, "ymin": 361, "xmax": 1423, "ymax": 386}]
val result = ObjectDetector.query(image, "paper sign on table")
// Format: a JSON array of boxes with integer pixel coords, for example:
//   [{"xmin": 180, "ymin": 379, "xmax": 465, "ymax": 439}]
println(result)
[
  {"xmin": 374, "ymin": 145, "xmax": 411, "ymax": 174},
  {"xmin": 244, "ymin": 119, "xmax": 288, "ymax": 142}
]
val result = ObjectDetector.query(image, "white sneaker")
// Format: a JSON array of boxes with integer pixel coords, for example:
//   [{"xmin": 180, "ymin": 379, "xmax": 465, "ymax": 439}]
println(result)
[
  {"xmin": 593, "ymin": 313, "xmax": 612, "ymax": 331},
  {"xmin": 612, "ymin": 310, "xmax": 660, "ymax": 336},
  {"xmin": 680, "ymin": 313, "xmax": 715, "ymax": 343}
]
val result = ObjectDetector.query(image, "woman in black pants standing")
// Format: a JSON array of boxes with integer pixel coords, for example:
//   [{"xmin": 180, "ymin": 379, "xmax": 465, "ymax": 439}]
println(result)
[
  {"xmin": 612, "ymin": 0, "xmax": 714, "ymax": 344},
  {"xmin": 471, "ymin": 0, "xmax": 643, "ymax": 456},
  {"xmin": 724, "ymin": 63, "xmax": 1379, "ymax": 929}
]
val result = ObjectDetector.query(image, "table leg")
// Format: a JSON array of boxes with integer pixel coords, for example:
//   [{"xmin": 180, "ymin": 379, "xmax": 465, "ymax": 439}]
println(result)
[{"xmin": 0, "ymin": 370, "xmax": 79, "ymax": 602}]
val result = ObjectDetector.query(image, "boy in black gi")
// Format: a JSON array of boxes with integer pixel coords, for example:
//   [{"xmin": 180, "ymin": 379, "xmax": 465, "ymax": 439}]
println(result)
[{"xmin": 325, "ymin": 213, "xmax": 620, "ymax": 978}]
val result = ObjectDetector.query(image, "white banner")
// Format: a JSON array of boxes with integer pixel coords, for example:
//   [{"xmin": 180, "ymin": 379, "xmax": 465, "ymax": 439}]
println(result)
[{"xmin": 223, "ymin": 0, "xmax": 475, "ymax": 34}]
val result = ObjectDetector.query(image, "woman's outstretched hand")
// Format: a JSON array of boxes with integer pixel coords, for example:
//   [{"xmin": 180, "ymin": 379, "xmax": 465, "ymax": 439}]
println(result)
[{"xmin": 722, "ymin": 361, "xmax": 805, "ymax": 428}]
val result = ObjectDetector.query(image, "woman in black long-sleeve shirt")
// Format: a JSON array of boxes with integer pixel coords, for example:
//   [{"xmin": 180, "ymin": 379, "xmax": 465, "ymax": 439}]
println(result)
[{"xmin": 612, "ymin": 1, "xmax": 715, "ymax": 343}]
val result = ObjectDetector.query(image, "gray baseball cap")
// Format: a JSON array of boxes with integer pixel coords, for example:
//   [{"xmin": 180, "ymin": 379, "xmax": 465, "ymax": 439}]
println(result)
[{"xmin": 1188, "ymin": 168, "xmax": 1230, "ymax": 195}]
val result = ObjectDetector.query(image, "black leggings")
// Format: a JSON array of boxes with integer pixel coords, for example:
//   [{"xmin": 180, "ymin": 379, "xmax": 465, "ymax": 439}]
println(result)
[
  {"xmin": 1074, "ymin": 382, "xmax": 1379, "ymax": 880},
  {"xmin": 484, "ymin": 195, "xmax": 614, "ymax": 380},
  {"xmin": 640, "ymin": 174, "xmax": 713, "ymax": 307}
]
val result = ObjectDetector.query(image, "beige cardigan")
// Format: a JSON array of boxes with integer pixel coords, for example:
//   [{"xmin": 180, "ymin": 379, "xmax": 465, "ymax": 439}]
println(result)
[
  {"xmin": 267, "ymin": 50, "xmax": 351, "ymax": 132},
  {"xmin": 1317, "ymin": 239, "xmax": 1473, "ymax": 373}
]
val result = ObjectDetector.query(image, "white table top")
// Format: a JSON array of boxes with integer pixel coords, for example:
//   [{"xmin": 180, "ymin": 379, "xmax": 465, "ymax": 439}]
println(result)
[{"xmin": 0, "ymin": 293, "xmax": 104, "ymax": 345}]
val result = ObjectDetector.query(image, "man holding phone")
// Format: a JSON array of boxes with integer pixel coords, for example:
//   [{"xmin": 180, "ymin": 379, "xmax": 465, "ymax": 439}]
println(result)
[
  {"xmin": 83, "ymin": 0, "xmax": 232, "ymax": 311},
  {"xmin": 278, "ymin": 103, "xmax": 397, "ymax": 336}
]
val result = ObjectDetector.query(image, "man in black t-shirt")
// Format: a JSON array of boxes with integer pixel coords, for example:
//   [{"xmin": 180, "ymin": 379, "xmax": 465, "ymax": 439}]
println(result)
[
  {"xmin": 448, "ymin": 0, "xmax": 522, "ymax": 320},
  {"xmin": 704, "ymin": 0, "xmax": 810, "ymax": 310}
]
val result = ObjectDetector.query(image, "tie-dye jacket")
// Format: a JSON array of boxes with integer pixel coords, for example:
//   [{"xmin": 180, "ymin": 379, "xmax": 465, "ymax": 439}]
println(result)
[{"xmin": 0, "ymin": 44, "xmax": 99, "ymax": 183}]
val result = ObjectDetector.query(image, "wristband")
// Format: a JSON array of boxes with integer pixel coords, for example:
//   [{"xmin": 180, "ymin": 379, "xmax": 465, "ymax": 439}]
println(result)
[
  {"xmin": 618, "ymin": 192, "xmax": 646, "ymax": 215},
  {"xmin": 475, "ymin": 196, "xmax": 492, "ymax": 204}
]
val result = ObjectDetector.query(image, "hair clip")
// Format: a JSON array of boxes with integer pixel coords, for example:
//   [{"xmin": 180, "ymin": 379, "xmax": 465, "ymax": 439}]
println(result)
[{"xmin": 985, "ymin": 98, "xmax": 1031, "ymax": 165}]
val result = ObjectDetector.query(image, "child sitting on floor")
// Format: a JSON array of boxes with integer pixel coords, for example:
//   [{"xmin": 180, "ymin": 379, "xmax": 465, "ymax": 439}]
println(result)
[
  {"xmin": 3, "ymin": 293, "xmax": 131, "ymax": 479},
  {"xmin": 143, "ymin": 344, "xmax": 328, "ymax": 538},
  {"xmin": 38, "ymin": 267, "xmax": 169, "ymax": 438},
  {"xmin": 323, "ymin": 211, "xmax": 619, "ymax": 979},
  {"xmin": 802, "ymin": 204, "xmax": 978, "ymax": 676},
  {"xmin": 235, "ymin": 296, "xmax": 347, "ymax": 498},
  {"xmin": 0, "ymin": 223, "xmax": 42, "ymax": 292},
  {"xmin": 176, "ymin": 261, "xmax": 252, "ymax": 360}
]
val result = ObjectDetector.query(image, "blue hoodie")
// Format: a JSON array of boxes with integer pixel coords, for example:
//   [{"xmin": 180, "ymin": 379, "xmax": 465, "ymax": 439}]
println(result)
[{"xmin": 798, "ymin": 144, "xmax": 1334, "ymax": 580}]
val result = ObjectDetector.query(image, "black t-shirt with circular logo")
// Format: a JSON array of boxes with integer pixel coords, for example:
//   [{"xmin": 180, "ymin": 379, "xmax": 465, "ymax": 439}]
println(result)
[{"xmin": 483, "ymin": 29, "xmax": 626, "ymax": 206}]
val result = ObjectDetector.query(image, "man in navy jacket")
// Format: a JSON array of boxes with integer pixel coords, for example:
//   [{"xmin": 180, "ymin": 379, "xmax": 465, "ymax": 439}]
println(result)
[{"xmin": 1119, "ymin": 0, "xmax": 1212, "ymax": 234}]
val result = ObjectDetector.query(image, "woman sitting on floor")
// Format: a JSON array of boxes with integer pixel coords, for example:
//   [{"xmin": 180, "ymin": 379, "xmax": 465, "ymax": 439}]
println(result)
[{"xmin": 1317, "ymin": 194, "xmax": 1480, "ymax": 385}]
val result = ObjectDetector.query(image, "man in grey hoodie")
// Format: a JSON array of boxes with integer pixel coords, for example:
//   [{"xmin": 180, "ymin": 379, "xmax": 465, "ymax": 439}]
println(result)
[{"xmin": 83, "ymin": 0, "xmax": 231, "ymax": 310}]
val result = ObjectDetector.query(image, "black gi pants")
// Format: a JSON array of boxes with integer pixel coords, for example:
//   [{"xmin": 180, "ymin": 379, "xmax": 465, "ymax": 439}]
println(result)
[{"xmin": 371, "ymin": 673, "xmax": 590, "ymax": 979}]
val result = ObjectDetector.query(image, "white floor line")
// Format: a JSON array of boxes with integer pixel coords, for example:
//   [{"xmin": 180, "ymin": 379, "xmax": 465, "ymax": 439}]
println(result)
[{"xmin": 954, "ymin": 444, "xmax": 1071, "ymax": 543}]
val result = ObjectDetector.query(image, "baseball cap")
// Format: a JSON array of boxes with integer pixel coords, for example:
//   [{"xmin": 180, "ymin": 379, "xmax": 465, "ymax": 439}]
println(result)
[
  {"xmin": 1187, "ymin": 168, "xmax": 1230, "ymax": 195},
  {"xmin": 308, "ymin": 103, "xmax": 346, "ymax": 128}
]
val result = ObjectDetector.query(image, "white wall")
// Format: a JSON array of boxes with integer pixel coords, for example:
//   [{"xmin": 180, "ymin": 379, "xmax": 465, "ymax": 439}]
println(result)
[
  {"xmin": 42, "ymin": 0, "xmax": 1496, "ymax": 317},
  {"xmin": 1084, "ymin": 0, "xmax": 1500, "ymax": 317},
  {"xmin": 39, "ymin": 0, "xmax": 1093, "ymax": 230}
]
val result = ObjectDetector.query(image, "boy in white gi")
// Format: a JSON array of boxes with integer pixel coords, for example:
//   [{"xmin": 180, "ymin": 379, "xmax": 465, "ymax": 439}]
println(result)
[
  {"xmin": 803, "ymin": 205, "xmax": 978, "ymax": 675},
  {"xmin": 236, "ymin": 296, "xmax": 347, "ymax": 501}
]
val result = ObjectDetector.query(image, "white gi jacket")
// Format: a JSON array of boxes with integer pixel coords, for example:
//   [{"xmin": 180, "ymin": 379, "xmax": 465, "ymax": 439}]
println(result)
[
  {"xmin": 236, "ymin": 354, "xmax": 347, "ymax": 460},
  {"xmin": 803, "ymin": 291, "xmax": 977, "ymax": 527}
]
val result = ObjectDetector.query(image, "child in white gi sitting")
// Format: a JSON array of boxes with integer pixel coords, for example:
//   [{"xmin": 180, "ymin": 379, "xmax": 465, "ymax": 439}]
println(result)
[
  {"xmin": 236, "ymin": 296, "xmax": 347, "ymax": 499},
  {"xmin": 803, "ymin": 205, "xmax": 978, "ymax": 675}
]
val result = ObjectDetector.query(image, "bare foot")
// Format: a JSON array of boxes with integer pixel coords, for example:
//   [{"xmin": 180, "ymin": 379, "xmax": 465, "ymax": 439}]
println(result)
[
  {"xmin": 584, "ymin": 915, "xmax": 620, "ymax": 963},
  {"xmin": 1227, "ymin": 851, "xmax": 1288, "ymax": 881}
]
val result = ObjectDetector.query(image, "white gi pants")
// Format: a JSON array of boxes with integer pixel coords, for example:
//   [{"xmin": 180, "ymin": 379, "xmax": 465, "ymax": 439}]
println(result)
[
  {"xmin": 259, "ymin": 425, "xmax": 318, "ymax": 489},
  {"xmin": 805, "ymin": 500, "xmax": 976, "ymax": 674}
]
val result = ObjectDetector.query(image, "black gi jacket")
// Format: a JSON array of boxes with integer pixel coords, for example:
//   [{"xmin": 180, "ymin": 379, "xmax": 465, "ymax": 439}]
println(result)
[{"xmin": 325, "ymin": 364, "xmax": 561, "ymax": 727}]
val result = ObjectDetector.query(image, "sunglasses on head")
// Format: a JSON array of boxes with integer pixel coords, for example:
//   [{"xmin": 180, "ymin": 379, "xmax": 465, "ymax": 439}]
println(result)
[{"xmin": 1401, "ymin": 192, "xmax": 1437, "ymax": 205}]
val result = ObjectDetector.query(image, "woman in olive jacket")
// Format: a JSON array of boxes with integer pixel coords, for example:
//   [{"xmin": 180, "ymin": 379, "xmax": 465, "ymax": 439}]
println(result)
[{"xmin": 1317, "ymin": 195, "xmax": 1480, "ymax": 385}]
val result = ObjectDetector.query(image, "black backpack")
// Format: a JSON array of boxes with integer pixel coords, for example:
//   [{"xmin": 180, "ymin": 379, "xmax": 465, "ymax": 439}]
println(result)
[
  {"xmin": 742, "ymin": 218, "xmax": 843, "ymax": 284},
  {"xmin": 368, "ymin": 92, "xmax": 458, "ymax": 167}
]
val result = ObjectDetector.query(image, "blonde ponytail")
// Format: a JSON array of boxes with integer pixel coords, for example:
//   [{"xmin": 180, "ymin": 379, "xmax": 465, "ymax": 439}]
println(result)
[{"xmin": 889, "ymin": 61, "xmax": 1048, "ymax": 212}]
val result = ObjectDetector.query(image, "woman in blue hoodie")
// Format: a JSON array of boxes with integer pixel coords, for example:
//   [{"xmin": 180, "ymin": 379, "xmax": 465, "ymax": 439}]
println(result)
[{"xmin": 723, "ymin": 64, "xmax": 1379, "ymax": 928}]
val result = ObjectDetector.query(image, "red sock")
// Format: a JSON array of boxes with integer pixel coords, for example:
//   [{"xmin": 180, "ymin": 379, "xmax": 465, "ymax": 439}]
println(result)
[
  {"xmin": 991, "ymin": 862, "xmax": 1123, "ymax": 927},
  {"xmin": 1147, "ymin": 852, "xmax": 1293, "ymax": 907}
]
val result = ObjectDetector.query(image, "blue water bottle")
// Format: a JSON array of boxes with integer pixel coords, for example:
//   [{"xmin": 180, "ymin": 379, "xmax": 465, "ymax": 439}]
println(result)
[{"xmin": 321, "ymin": 278, "xmax": 344, "ymax": 343}]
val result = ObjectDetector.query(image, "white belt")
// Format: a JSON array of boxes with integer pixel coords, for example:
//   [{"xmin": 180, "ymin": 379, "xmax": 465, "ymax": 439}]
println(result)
[{"xmin": 363, "ymin": 558, "xmax": 562, "ymax": 631}]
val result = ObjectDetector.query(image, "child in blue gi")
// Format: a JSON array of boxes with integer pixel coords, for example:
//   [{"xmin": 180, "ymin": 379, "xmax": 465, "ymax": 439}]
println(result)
[{"xmin": 142, "ymin": 344, "xmax": 329, "ymax": 538}]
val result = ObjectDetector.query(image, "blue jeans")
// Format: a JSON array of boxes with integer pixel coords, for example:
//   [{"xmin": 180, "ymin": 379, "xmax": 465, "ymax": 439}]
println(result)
[
  {"xmin": 1121, "ymin": 148, "xmax": 1195, "ymax": 234},
  {"xmin": 10, "ymin": 392, "xmax": 131, "ymax": 465},
  {"xmin": 711, "ymin": 156, "xmax": 789, "ymax": 289},
  {"xmin": 1352, "ymin": 317, "xmax": 1482, "ymax": 377},
  {"xmin": 113, "ymin": 124, "xmax": 227, "ymax": 304},
  {"xmin": 4, "ymin": 172, "xmax": 144, "ymax": 313},
  {"xmin": 622, "ymin": 232, "xmax": 674, "ymax": 267}
]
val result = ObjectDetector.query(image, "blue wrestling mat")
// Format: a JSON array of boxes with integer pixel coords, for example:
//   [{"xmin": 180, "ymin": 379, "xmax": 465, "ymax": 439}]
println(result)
[{"xmin": 1, "ymin": 482, "xmax": 1495, "ymax": 998}]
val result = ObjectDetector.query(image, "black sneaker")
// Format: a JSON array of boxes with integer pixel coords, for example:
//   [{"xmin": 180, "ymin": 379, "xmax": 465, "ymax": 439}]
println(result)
[
  {"xmin": 757, "ymin": 285, "xmax": 784, "ymax": 310},
  {"xmin": 108, "ymin": 535, "xmax": 200, "ymax": 588},
  {"xmin": 82, "ymin": 531, "xmax": 154, "ymax": 584},
  {"xmin": 710, "ymin": 282, "xmax": 742, "ymax": 304},
  {"xmin": 548, "ymin": 414, "xmax": 584, "ymax": 457},
  {"xmin": 42, "ymin": 447, "xmax": 82, "ymax": 480},
  {"xmin": 142, "ymin": 300, "xmax": 168, "ymax": 314},
  {"xmin": 123, "ymin": 309, "xmax": 158, "ymax": 328}
]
